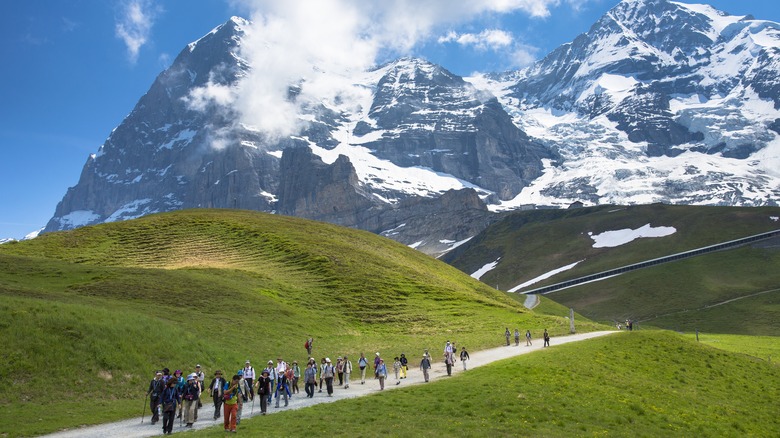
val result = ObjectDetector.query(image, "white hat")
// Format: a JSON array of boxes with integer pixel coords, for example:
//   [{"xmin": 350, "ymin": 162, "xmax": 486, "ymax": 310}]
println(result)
[
  {"xmin": 325, "ymin": 357, "xmax": 331, "ymax": 362},
  {"xmin": 187, "ymin": 373, "xmax": 196, "ymax": 381},
  {"xmin": 375, "ymin": 352, "xmax": 380, "ymax": 356},
  {"xmin": 246, "ymin": 360, "xmax": 250, "ymax": 364}
]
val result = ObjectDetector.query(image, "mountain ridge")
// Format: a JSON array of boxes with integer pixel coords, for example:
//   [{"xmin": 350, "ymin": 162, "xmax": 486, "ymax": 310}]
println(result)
[{"xmin": 40, "ymin": 0, "xmax": 780, "ymax": 254}]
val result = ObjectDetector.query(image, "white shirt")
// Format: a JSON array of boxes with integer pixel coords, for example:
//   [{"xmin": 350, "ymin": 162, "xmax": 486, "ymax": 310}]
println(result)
[{"xmin": 243, "ymin": 366, "xmax": 255, "ymax": 380}]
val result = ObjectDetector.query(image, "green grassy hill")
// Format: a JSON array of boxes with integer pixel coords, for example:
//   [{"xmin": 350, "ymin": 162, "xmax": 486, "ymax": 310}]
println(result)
[
  {"xmin": 193, "ymin": 331, "xmax": 780, "ymax": 437},
  {"xmin": 443, "ymin": 204, "xmax": 780, "ymax": 334},
  {"xmin": 0, "ymin": 209, "xmax": 601, "ymax": 436}
]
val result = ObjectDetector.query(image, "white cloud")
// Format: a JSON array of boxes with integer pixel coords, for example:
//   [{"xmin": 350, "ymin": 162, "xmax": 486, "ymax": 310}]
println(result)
[
  {"xmin": 438, "ymin": 29, "xmax": 515, "ymax": 51},
  {"xmin": 189, "ymin": 0, "xmax": 581, "ymax": 140},
  {"xmin": 115, "ymin": 0, "xmax": 159, "ymax": 63}
]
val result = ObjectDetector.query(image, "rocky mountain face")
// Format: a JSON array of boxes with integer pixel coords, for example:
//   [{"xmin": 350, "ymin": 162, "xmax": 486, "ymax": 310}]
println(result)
[
  {"xmin": 44, "ymin": 0, "xmax": 780, "ymax": 255},
  {"xmin": 475, "ymin": 0, "xmax": 780, "ymax": 208}
]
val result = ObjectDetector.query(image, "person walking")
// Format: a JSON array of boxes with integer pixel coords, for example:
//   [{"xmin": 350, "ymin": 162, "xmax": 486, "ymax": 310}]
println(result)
[
  {"xmin": 222, "ymin": 374, "xmax": 240, "ymax": 433},
  {"xmin": 235, "ymin": 370, "xmax": 252, "ymax": 425},
  {"xmin": 254, "ymin": 369, "xmax": 271, "ymax": 415},
  {"xmin": 343, "ymin": 355, "xmax": 352, "ymax": 389},
  {"xmin": 242, "ymin": 360, "xmax": 255, "ymax": 399},
  {"xmin": 274, "ymin": 370, "xmax": 290, "ymax": 408},
  {"xmin": 304, "ymin": 362, "xmax": 317, "ymax": 398},
  {"xmin": 526, "ymin": 330, "xmax": 533, "ymax": 346},
  {"xmin": 306, "ymin": 337, "xmax": 314, "ymax": 356},
  {"xmin": 208, "ymin": 370, "xmax": 226, "ymax": 420},
  {"xmin": 322, "ymin": 358, "xmax": 335, "ymax": 396},
  {"xmin": 420, "ymin": 354, "xmax": 432, "ymax": 382},
  {"xmin": 544, "ymin": 329, "xmax": 550, "ymax": 347},
  {"xmin": 172, "ymin": 370, "xmax": 185, "ymax": 420},
  {"xmin": 194, "ymin": 365, "xmax": 205, "ymax": 410},
  {"xmin": 444, "ymin": 351, "xmax": 454, "ymax": 376},
  {"xmin": 460, "ymin": 347, "xmax": 470, "ymax": 370},
  {"xmin": 291, "ymin": 360, "xmax": 301, "ymax": 394},
  {"xmin": 373, "ymin": 352, "xmax": 381, "ymax": 379},
  {"xmin": 264, "ymin": 360, "xmax": 276, "ymax": 404},
  {"xmin": 181, "ymin": 374, "xmax": 200, "ymax": 428},
  {"xmin": 146, "ymin": 371, "xmax": 165, "ymax": 425},
  {"xmin": 505, "ymin": 328, "xmax": 511, "ymax": 346},
  {"xmin": 393, "ymin": 357, "xmax": 402, "ymax": 385},
  {"xmin": 318, "ymin": 358, "xmax": 326, "ymax": 393},
  {"xmin": 376, "ymin": 358, "xmax": 388, "ymax": 390},
  {"xmin": 514, "ymin": 328, "xmax": 520, "ymax": 346},
  {"xmin": 336, "ymin": 357, "xmax": 345, "ymax": 386},
  {"xmin": 358, "ymin": 353, "xmax": 369, "ymax": 384},
  {"xmin": 160, "ymin": 378, "xmax": 179, "ymax": 435},
  {"xmin": 399, "ymin": 353, "xmax": 408, "ymax": 379}
]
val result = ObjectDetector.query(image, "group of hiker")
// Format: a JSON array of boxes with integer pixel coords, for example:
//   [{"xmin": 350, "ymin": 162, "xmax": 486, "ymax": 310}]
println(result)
[
  {"xmin": 505, "ymin": 328, "xmax": 551, "ymax": 347},
  {"xmin": 144, "ymin": 332, "xmax": 546, "ymax": 433}
]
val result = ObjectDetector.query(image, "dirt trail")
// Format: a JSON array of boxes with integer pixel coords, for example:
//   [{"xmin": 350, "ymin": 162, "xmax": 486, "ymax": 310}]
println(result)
[{"xmin": 45, "ymin": 331, "xmax": 617, "ymax": 438}]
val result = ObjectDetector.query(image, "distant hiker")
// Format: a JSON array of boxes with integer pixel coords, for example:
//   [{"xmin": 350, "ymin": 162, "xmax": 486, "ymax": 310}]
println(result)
[
  {"xmin": 358, "ymin": 353, "xmax": 369, "ymax": 384},
  {"xmin": 374, "ymin": 352, "xmax": 382, "ymax": 378},
  {"xmin": 146, "ymin": 371, "xmax": 164, "ymax": 425},
  {"xmin": 460, "ymin": 347, "xmax": 470, "ymax": 370},
  {"xmin": 343, "ymin": 355, "xmax": 353, "ymax": 388},
  {"xmin": 181, "ymin": 374, "xmax": 200, "ymax": 427},
  {"xmin": 444, "ymin": 352, "xmax": 455, "ymax": 376},
  {"xmin": 172, "ymin": 370, "xmax": 186, "ymax": 419},
  {"xmin": 255, "ymin": 369, "xmax": 272, "ymax": 414},
  {"xmin": 274, "ymin": 370, "xmax": 290, "ymax": 408},
  {"xmin": 505, "ymin": 328, "xmax": 511, "ymax": 346},
  {"xmin": 242, "ymin": 360, "xmax": 255, "ymax": 399},
  {"xmin": 526, "ymin": 330, "xmax": 533, "ymax": 346},
  {"xmin": 194, "ymin": 364, "xmax": 205, "ymax": 410},
  {"xmin": 208, "ymin": 370, "xmax": 226, "ymax": 420},
  {"xmin": 304, "ymin": 362, "xmax": 317, "ymax": 398},
  {"xmin": 336, "ymin": 357, "xmax": 345, "ymax": 386},
  {"xmin": 420, "ymin": 355, "xmax": 432, "ymax": 382},
  {"xmin": 222, "ymin": 375, "xmax": 240, "ymax": 433},
  {"xmin": 235, "ymin": 369, "xmax": 252, "ymax": 425},
  {"xmin": 393, "ymin": 357, "xmax": 402, "ymax": 385},
  {"xmin": 323, "ymin": 358, "xmax": 336, "ymax": 396},
  {"xmin": 306, "ymin": 337, "xmax": 314, "ymax": 356},
  {"xmin": 376, "ymin": 359, "xmax": 388, "ymax": 390},
  {"xmin": 628, "ymin": 320, "xmax": 634, "ymax": 331},
  {"xmin": 318, "ymin": 358, "xmax": 326, "ymax": 392},
  {"xmin": 514, "ymin": 329, "xmax": 520, "ymax": 346},
  {"xmin": 444, "ymin": 341, "xmax": 453, "ymax": 356},
  {"xmin": 291, "ymin": 360, "xmax": 301, "ymax": 394},
  {"xmin": 543, "ymin": 329, "xmax": 550, "ymax": 347},
  {"xmin": 399, "ymin": 353, "xmax": 408, "ymax": 379},
  {"xmin": 265, "ymin": 360, "xmax": 276, "ymax": 403},
  {"xmin": 161, "ymin": 377, "xmax": 178, "ymax": 435}
]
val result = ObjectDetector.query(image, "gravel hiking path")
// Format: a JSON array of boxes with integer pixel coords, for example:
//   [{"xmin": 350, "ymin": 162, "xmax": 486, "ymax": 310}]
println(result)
[{"xmin": 45, "ymin": 331, "xmax": 617, "ymax": 438}]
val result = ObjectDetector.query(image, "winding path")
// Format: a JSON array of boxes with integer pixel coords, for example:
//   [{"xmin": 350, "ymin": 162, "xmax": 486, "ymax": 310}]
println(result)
[{"xmin": 45, "ymin": 331, "xmax": 617, "ymax": 438}]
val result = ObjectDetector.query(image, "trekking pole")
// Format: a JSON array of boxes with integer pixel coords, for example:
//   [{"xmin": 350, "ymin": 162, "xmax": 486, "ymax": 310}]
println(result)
[{"xmin": 141, "ymin": 394, "xmax": 148, "ymax": 423}]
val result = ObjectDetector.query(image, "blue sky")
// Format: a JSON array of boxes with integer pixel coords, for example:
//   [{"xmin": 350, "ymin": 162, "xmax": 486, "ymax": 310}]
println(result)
[{"xmin": 1, "ymin": 0, "xmax": 778, "ymax": 240}]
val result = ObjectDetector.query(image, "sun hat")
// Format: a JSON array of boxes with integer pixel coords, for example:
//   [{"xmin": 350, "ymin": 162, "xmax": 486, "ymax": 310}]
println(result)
[
  {"xmin": 237, "ymin": 370, "xmax": 244, "ymax": 376},
  {"xmin": 325, "ymin": 358, "xmax": 331, "ymax": 362}
]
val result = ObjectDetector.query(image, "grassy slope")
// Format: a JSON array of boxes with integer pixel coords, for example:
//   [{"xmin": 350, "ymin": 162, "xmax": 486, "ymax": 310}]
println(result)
[
  {"xmin": 194, "ymin": 331, "xmax": 780, "ymax": 437},
  {"xmin": 444, "ymin": 204, "xmax": 780, "ymax": 334},
  {"xmin": 0, "ymin": 209, "xmax": 603, "ymax": 436}
]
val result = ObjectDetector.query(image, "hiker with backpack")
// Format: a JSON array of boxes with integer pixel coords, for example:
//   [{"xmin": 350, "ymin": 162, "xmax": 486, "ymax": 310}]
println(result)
[
  {"xmin": 160, "ymin": 377, "xmax": 179, "ymax": 435},
  {"xmin": 514, "ymin": 328, "xmax": 520, "ymax": 346},
  {"xmin": 336, "ymin": 357, "xmax": 345, "ymax": 386},
  {"xmin": 222, "ymin": 374, "xmax": 240, "ymax": 433},
  {"xmin": 526, "ymin": 330, "xmax": 533, "ymax": 346},
  {"xmin": 274, "ymin": 369, "xmax": 291, "ymax": 408},
  {"xmin": 208, "ymin": 370, "xmax": 226, "ymax": 420},
  {"xmin": 254, "ymin": 369, "xmax": 272, "ymax": 415},
  {"xmin": 146, "ymin": 371, "xmax": 165, "ymax": 425},
  {"xmin": 242, "ymin": 360, "xmax": 255, "ymax": 399},
  {"xmin": 358, "ymin": 353, "xmax": 369, "ymax": 384},
  {"xmin": 376, "ymin": 358, "xmax": 388, "ymax": 390},
  {"xmin": 304, "ymin": 362, "xmax": 317, "ymax": 398},
  {"xmin": 264, "ymin": 360, "xmax": 276, "ymax": 403},
  {"xmin": 399, "ymin": 353, "xmax": 408, "ymax": 379},
  {"xmin": 342, "ymin": 355, "xmax": 352, "ymax": 389},
  {"xmin": 291, "ymin": 360, "xmax": 301, "ymax": 394},
  {"xmin": 305, "ymin": 337, "xmax": 314, "ymax": 356},
  {"xmin": 505, "ymin": 328, "xmax": 511, "ymax": 346},
  {"xmin": 235, "ymin": 370, "xmax": 252, "ymax": 425},
  {"xmin": 420, "ymin": 354, "xmax": 432, "ymax": 382},
  {"xmin": 460, "ymin": 347, "xmax": 470, "ymax": 370},
  {"xmin": 393, "ymin": 357, "xmax": 402, "ymax": 385},
  {"xmin": 172, "ymin": 370, "xmax": 185, "ymax": 420},
  {"xmin": 544, "ymin": 329, "xmax": 550, "ymax": 347},
  {"xmin": 181, "ymin": 374, "xmax": 200, "ymax": 428},
  {"xmin": 322, "ymin": 357, "xmax": 336, "ymax": 396}
]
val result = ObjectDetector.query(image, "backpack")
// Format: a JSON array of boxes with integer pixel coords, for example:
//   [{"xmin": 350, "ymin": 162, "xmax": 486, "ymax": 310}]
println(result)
[{"xmin": 305, "ymin": 341, "xmax": 309, "ymax": 350}]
